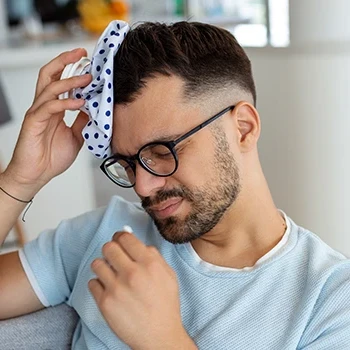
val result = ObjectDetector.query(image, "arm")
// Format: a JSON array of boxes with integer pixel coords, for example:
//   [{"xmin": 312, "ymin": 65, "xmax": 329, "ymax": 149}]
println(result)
[
  {"xmin": 0, "ymin": 251, "xmax": 44, "ymax": 320},
  {"xmin": 0, "ymin": 48, "xmax": 92, "ymax": 319},
  {"xmin": 0, "ymin": 48, "xmax": 91, "ymax": 246}
]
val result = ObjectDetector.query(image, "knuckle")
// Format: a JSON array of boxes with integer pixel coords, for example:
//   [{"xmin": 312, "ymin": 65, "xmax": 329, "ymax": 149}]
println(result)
[
  {"xmin": 126, "ymin": 267, "xmax": 141, "ymax": 287},
  {"xmin": 57, "ymin": 50, "xmax": 72, "ymax": 64},
  {"xmin": 145, "ymin": 257, "xmax": 159, "ymax": 272},
  {"xmin": 24, "ymin": 108, "xmax": 34, "ymax": 118},
  {"xmin": 91, "ymin": 258, "xmax": 103, "ymax": 270},
  {"xmin": 147, "ymin": 245, "xmax": 159, "ymax": 257},
  {"xmin": 102, "ymin": 241, "xmax": 116, "ymax": 256},
  {"xmin": 38, "ymin": 66, "xmax": 51, "ymax": 84},
  {"xmin": 71, "ymin": 75, "xmax": 83, "ymax": 86},
  {"xmin": 66, "ymin": 76, "xmax": 80, "ymax": 88},
  {"xmin": 99, "ymin": 295, "xmax": 111, "ymax": 311},
  {"xmin": 42, "ymin": 81, "xmax": 56, "ymax": 95},
  {"xmin": 38, "ymin": 65, "xmax": 47, "ymax": 78},
  {"xmin": 107, "ymin": 283, "xmax": 120, "ymax": 300},
  {"xmin": 58, "ymin": 51, "xmax": 68, "ymax": 59},
  {"xmin": 45, "ymin": 100, "xmax": 58, "ymax": 114}
]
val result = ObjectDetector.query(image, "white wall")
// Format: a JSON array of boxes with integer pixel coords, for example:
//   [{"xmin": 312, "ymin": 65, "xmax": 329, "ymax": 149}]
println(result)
[
  {"xmin": 289, "ymin": 0, "xmax": 350, "ymax": 45},
  {"xmin": 241, "ymin": 0, "xmax": 350, "ymax": 257},
  {"xmin": 246, "ymin": 46, "xmax": 350, "ymax": 257}
]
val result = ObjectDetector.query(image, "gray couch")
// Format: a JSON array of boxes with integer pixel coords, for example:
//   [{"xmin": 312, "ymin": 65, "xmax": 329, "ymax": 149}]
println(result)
[{"xmin": 0, "ymin": 304, "xmax": 79, "ymax": 349}]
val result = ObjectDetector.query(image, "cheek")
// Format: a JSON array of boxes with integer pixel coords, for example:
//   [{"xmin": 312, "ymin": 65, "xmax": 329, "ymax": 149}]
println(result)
[{"xmin": 172, "ymin": 143, "xmax": 216, "ymax": 188}]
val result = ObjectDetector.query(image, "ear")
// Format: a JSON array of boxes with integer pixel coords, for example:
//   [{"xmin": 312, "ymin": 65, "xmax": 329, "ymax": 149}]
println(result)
[{"xmin": 232, "ymin": 101, "xmax": 261, "ymax": 152}]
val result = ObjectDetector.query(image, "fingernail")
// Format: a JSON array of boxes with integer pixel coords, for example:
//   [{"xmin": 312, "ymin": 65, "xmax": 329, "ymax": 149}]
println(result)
[
  {"xmin": 122, "ymin": 225, "xmax": 133, "ymax": 233},
  {"xmin": 71, "ymin": 48, "xmax": 82, "ymax": 53}
]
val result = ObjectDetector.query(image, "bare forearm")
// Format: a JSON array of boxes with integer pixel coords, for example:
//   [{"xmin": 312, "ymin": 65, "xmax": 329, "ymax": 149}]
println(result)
[{"xmin": 0, "ymin": 172, "xmax": 38, "ymax": 246}]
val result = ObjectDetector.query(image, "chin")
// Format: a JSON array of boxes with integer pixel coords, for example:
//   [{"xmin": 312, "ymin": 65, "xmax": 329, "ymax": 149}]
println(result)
[{"xmin": 152, "ymin": 214, "xmax": 210, "ymax": 244}]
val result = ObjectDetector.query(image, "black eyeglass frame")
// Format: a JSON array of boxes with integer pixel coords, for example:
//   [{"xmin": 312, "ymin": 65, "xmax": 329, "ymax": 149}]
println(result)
[{"xmin": 100, "ymin": 105, "xmax": 235, "ymax": 188}]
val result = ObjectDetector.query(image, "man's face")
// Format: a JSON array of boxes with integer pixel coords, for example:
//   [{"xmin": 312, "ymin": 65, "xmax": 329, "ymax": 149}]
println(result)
[{"xmin": 113, "ymin": 75, "xmax": 241, "ymax": 244}]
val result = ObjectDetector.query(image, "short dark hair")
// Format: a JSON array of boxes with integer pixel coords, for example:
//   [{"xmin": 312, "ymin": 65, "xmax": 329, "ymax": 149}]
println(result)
[{"xmin": 113, "ymin": 21, "xmax": 256, "ymax": 106}]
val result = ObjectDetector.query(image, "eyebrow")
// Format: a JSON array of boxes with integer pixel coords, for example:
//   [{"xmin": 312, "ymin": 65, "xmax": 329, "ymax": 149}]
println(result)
[
  {"xmin": 112, "ymin": 132, "xmax": 184, "ymax": 157},
  {"xmin": 150, "ymin": 132, "xmax": 184, "ymax": 144}
]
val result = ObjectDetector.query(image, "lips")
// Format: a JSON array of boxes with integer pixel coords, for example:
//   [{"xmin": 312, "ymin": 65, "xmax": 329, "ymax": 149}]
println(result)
[
  {"xmin": 147, "ymin": 198, "xmax": 183, "ymax": 219},
  {"xmin": 150, "ymin": 198, "xmax": 182, "ymax": 212}
]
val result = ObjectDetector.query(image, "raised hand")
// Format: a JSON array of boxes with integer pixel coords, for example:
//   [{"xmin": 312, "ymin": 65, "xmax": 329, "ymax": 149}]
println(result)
[{"xmin": 3, "ymin": 48, "xmax": 92, "ymax": 196}]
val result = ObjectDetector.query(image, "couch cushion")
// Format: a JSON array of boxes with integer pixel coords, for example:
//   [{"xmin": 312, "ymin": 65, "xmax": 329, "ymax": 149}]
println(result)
[{"xmin": 0, "ymin": 304, "xmax": 78, "ymax": 349}]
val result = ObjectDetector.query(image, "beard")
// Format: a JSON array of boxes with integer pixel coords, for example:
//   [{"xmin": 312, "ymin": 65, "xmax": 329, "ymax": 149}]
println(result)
[{"xmin": 141, "ymin": 128, "xmax": 241, "ymax": 244}]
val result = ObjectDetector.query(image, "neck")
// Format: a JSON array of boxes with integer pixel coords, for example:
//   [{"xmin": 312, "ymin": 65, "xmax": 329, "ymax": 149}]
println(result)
[{"xmin": 191, "ymin": 168, "xmax": 286, "ymax": 269}]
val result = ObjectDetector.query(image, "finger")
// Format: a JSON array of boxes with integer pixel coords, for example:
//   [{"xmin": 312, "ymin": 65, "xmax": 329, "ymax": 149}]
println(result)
[
  {"xmin": 91, "ymin": 258, "xmax": 116, "ymax": 289},
  {"xmin": 31, "ymin": 74, "xmax": 92, "ymax": 111},
  {"xmin": 112, "ymin": 232, "xmax": 148, "ymax": 262},
  {"xmin": 102, "ymin": 241, "xmax": 134, "ymax": 272},
  {"xmin": 88, "ymin": 278, "xmax": 104, "ymax": 303},
  {"xmin": 35, "ymin": 48, "xmax": 88, "ymax": 99},
  {"xmin": 71, "ymin": 111, "xmax": 89, "ymax": 147},
  {"xmin": 28, "ymin": 98, "xmax": 85, "ymax": 123}
]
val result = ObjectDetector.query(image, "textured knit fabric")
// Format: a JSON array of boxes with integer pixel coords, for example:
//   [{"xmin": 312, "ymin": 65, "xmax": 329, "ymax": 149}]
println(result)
[
  {"xmin": 0, "ymin": 304, "xmax": 78, "ymax": 349},
  {"xmin": 20, "ymin": 196, "xmax": 350, "ymax": 349}
]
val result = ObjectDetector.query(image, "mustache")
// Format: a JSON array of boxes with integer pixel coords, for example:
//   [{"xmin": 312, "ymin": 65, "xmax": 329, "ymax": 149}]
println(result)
[{"xmin": 141, "ymin": 186, "xmax": 194, "ymax": 209}]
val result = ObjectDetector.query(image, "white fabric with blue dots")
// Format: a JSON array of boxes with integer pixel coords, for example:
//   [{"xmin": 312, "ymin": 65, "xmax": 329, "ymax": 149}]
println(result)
[{"xmin": 60, "ymin": 20, "xmax": 130, "ymax": 159}]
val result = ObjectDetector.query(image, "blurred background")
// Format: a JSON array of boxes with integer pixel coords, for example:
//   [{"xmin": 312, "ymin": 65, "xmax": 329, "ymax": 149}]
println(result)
[{"xmin": 0, "ymin": 0, "xmax": 349, "ymax": 257}]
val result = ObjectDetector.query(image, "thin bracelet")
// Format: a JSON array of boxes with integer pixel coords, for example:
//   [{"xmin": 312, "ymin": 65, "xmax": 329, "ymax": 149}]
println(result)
[{"xmin": 0, "ymin": 186, "xmax": 34, "ymax": 222}]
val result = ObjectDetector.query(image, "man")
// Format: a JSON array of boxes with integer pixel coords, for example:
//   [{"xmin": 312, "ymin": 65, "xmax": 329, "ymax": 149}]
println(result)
[{"xmin": 0, "ymin": 21, "xmax": 350, "ymax": 349}]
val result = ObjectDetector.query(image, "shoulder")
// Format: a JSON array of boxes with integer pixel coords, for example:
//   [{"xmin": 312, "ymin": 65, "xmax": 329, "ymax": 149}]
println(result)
[
  {"xmin": 98, "ymin": 195, "xmax": 154, "ymax": 235},
  {"xmin": 285, "ymin": 216, "xmax": 350, "ymax": 301},
  {"xmin": 77, "ymin": 195, "xmax": 160, "ymax": 249},
  {"xmin": 289, "ymin": 216, "xmax": 348, "ymax": 270},
  {"xmin": 67, "ymin": 195, "xmax": 149, "ymax": 234},
  {"xmin": 285, "ymin": 218, "xmax": 350, "ymax": 348},
  {"xmin": 24, "ymin": 195, "xmax": 155, "ymax": 269},
  {"xmin": 294, "ymin": 224, "xmax": 350, "ymax": 348},
  {"xmin": 300, "ymin": 223, "xmax": 350, "ymax": 296}
]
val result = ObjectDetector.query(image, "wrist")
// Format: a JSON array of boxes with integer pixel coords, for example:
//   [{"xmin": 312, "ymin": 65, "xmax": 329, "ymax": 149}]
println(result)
[
  {"xmin": 133, "ymin": 328, "xmax": 197, "ymax": 350},
  {"xmin": 173, "ymin": 331, "xmax": 197, "ymax": 350},
  {"xmin": 0, "ymin": 170, "xmax": 41, "ymax": 202}
]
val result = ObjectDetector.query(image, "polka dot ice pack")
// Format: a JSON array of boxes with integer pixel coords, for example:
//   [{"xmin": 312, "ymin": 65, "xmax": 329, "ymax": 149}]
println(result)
[{"xmin": 60, "ymin": 20, "xmax": 130, "ymax": 159}]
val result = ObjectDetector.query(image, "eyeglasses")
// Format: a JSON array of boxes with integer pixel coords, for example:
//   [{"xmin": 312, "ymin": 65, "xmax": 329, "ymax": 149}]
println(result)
[{"xmin": 100, "ymin": 105, "xmax": 235, "ymax": 188}]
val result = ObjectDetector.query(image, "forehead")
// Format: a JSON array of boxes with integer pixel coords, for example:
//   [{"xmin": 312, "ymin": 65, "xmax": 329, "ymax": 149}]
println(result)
[{"xmin": 112, "ymin": 75, "xmax": 199, "ymax": 154}]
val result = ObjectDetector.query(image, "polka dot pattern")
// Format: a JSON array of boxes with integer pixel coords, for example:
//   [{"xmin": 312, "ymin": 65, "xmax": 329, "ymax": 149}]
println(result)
[{"xmin": 74, "ymin": 20, "xmax": 130, "ymax": 159}]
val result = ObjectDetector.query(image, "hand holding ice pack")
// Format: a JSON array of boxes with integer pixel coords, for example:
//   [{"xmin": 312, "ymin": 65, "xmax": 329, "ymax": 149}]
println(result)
[
  {"xmin": 59, "ymin": 57, "xmax": 91, "ymax": 100},
  {"xmin": 60, "ymin": 20, "xmax": 130, "ymax": 159}
]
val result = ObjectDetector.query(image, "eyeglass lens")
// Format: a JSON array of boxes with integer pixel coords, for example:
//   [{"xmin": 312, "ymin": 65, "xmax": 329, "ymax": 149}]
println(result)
[{"xmin": 106, "ymin": 143, "xmax": 177, "ymax": 186}]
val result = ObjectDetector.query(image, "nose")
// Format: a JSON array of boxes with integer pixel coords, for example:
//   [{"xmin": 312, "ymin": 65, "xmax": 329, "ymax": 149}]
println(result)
[{"xmin": 133, "ymin": 163, "xmax": 166, "ymax": 198}]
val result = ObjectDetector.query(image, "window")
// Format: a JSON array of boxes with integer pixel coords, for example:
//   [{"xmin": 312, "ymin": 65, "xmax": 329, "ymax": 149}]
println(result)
[
  {"xmin": 3, "ymin": 0, "xmax": 290, "ymax": 48},
  {"xmin": 184, "ymin": 0, "xmax": 290, "ymax": 47}
]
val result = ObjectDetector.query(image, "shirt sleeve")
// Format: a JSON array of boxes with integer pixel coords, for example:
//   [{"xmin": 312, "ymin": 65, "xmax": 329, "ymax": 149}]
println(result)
[
  {"xmin": 19, "ymin": 205, "xmax": 107, "ymax": 307},
  {"xmin": 298, "ymin": 262, "xmax": 350, "ymax": 350}
]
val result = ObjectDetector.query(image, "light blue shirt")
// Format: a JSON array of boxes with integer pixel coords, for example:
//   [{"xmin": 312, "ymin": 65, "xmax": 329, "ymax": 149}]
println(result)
[{"xmin": 20, "ymin": 196, "xmax": 350, "ymax": 349}]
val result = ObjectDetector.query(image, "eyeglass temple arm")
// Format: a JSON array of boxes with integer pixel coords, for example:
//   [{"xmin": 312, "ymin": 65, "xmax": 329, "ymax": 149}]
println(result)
[{"xmin": 173, "ymin": 105, "xmax": 235, "ymax": 145}]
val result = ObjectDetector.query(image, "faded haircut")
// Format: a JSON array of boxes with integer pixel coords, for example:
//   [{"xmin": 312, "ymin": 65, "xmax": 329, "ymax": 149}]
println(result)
[{"xmin": 113, "ymin": 21, "xmax": 256, "ymax": 106}]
